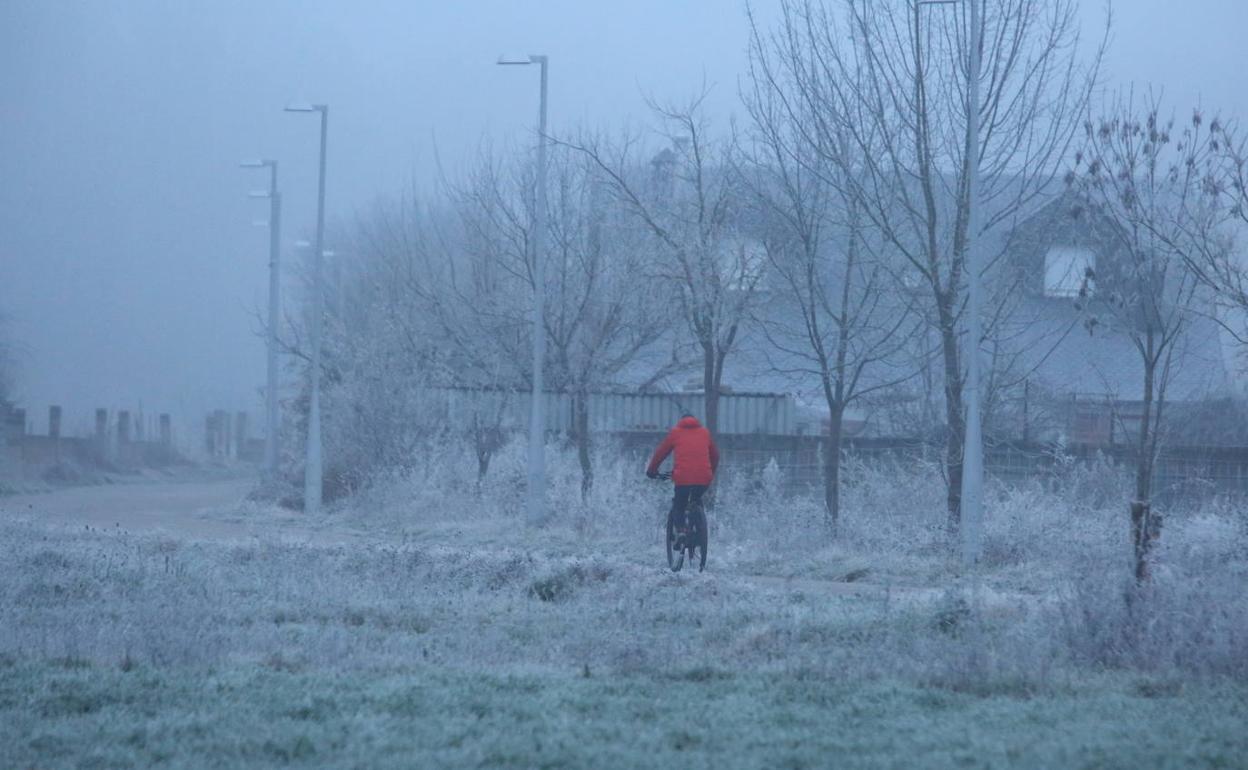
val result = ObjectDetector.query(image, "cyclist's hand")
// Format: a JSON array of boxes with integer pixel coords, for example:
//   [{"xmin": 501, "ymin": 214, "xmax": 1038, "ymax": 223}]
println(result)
[{"xmin": 646, "ymin": 469, "xmax": 658, "ymax": 479}]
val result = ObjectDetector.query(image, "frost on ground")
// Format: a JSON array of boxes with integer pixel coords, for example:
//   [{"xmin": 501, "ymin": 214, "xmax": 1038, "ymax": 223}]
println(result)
[{"xmin": 1, "ymin": 448, "xmax": 1246, "ymax": 768}]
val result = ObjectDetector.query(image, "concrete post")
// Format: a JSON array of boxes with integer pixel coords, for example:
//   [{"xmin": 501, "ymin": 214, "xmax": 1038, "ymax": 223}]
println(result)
[
  {"xmin": 92, "ymin": 408, "xmax": 107, "ymax": 462},
  {"xmin": 117, "ymin": 410, "xmax": 131, "ymax": 443},
  {"xmin": 221, "ymin": 410, "xmax": 232, "ymax": 459},
  {"xmin": 234, "ymin": 412, "xmax": 247, "ymax": 459},
  {"xmin": 48, "ymin": 405, "xmax": 62, "ymax": 439}
]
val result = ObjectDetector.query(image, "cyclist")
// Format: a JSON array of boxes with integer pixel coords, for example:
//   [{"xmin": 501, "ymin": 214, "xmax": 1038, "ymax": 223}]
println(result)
[{"xmin": 646, "ymin": 414, "xmax": 719, "ymax": 547}]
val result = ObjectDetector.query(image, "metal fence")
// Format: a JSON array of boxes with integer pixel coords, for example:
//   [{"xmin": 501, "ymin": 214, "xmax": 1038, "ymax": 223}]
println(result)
[{"xmin": 427, "ymin": 388, "xmax": 797, "ymax": 435}]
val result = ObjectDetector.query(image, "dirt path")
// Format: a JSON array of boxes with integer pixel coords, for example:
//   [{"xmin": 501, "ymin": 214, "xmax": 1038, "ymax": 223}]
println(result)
[
  {"xmin": 0, "ymin": 476, "xmax": 260, "ymax": 540},
  {"xmin": 0, "ymin": 477, "xmax": 1029, "ymax": 609}
]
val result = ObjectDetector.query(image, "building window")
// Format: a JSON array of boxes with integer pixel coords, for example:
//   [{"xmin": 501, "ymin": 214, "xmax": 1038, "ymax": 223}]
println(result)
[{"xmin": 1044, "ymin": 246, "xmax": 1095, "ymax": 298}]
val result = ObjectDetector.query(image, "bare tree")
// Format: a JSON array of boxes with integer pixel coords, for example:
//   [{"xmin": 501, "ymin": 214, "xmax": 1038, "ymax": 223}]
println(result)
[
  {"xmin": 456, "ymin": 143, "xmax": 677, "ymax": 499},
  {"xmin": 559, "ymin": 92, "xmax": 764, "ymax": 438},
  {"xmin": 344, "ymin": 185, "xmax": 534, "ymax": 484},
  {"xmin": 1153, "ymin": 116, "xmax": 1248, "ymax": 346},
  {"xmin": 1068, "ymin": 94, "xmax": 1209, "ymax": 582},
  {"xmin": 745, "ymin": 0, "xmax": 1104, "ymax": 532},
  {"xmin": 742, "ymin": 16, "xmax": 919, "ymax": 532}
]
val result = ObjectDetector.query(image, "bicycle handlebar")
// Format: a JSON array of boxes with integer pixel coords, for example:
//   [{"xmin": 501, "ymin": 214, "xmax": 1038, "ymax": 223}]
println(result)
[{"xmin": 651, "ymin": 471, "xmax": 672, "ymax": 481}]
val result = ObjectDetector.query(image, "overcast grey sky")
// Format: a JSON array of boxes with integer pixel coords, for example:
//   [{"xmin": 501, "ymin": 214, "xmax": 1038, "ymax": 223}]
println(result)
[{"xmin": 1, "ymin": 0, "xmax": 1244, "ymax": 439}]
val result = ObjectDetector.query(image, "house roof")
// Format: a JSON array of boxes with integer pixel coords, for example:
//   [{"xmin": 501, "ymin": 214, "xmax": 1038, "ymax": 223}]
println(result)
[{"xmin": 1002, "ymin": 294, "xmax": 1231, "ymax": 403}]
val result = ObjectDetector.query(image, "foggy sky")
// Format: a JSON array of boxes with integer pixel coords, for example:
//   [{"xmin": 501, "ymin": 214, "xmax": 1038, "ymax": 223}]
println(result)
[{"xmin": 1, "ymin": 0, "xmax": 1244, "ymax": 441}]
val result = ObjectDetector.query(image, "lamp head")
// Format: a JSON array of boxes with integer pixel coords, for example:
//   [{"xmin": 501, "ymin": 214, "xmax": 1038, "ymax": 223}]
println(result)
[{"xmin": 496, "ymin": 54, "xmax": 545, "ymax": 66}]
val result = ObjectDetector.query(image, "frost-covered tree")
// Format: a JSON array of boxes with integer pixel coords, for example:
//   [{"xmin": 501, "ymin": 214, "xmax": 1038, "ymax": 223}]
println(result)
[
  {"xmin": 455, "ymin": 144, "xmax": 677, "ymax": 498},
  {"xmin": 1068, "ymin": 95, "xmax": 1210, "ymax": 582},
  {"xmin": 741, "ymin": 19, "xmax": 919, "ymax": 532},
  {"xmin": 561, "ymin": 93, "xmax": 764, "ymax": 438},
  {"xmin": 1157, "ymin": 116, "xmax": 1248, "ymax": 347},
  {"xmin": 743, "ymin": 0, "xmax": 1104, "ymax": 533}
]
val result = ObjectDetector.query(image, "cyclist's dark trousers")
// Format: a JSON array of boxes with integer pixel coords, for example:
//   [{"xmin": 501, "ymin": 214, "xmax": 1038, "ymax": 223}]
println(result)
[{"xmin": 671, "ymin": 485, "xmax": 708, "ymax": 531}]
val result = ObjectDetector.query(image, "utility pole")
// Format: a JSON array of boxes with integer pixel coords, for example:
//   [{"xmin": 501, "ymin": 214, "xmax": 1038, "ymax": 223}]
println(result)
[
  {"xmin": 241, "ymin": 159, "xmax": 282, "ymax": 483},
  {"xmin": 498, "ymin": 54, "xmax": 550, "ymax": 527},
  {"xmin": 914, "ymin": 0, "xmax": 982, "ymax": 565},
  {"xmin": 960, "ymin": 0, "xmax": 985, "ymax": 567},
  {"xmin": 284, "ymin": 104, "xmax": 329, "ymax": 513}
]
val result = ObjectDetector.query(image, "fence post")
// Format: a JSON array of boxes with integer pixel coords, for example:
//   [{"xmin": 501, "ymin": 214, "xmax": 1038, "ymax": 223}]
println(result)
[
  {"xmin": 93, "ymin": 408, "xmax": 108, "ymax": 462},
  {"xmin": 48, "ymin": 405, "xmax": 62, "ymax": 463},
  {"xmin": 234, "ymin": 411, "xmax": 247, "ymax": 459},
  {"xmin": 220, "ymin": 410, "xmax": 232, "ymax": 459}
]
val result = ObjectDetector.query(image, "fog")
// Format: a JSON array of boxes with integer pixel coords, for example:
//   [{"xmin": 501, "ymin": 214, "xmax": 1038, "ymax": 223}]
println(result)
[
  {"xmin": 2, "ymin": 0, "xmax": 1244, "ymax": 437},
  {"xmin": 5, "ymin": 3, "xmax": 1248, "ymax": 765},
  {"xmin": 1, "ymin": 1, "xmax": 758, "ymax": 435}
]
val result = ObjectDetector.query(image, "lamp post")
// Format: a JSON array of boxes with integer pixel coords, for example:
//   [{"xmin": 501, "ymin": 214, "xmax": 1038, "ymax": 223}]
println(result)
[
  {"xmin": 240, "ymin": 159, "xmax": 282, "ymax": 483},
  {"xmin": 284, "ymin": 104, "xmax": 328, "ymax": 514},
  {"xmin": 497, "ymin": 54, "xmax": 550, "ymax": 527},
  {"xmin": 915, "ymin": 0, "xmax": 982, "ymax": 566},
  {"xmin": 960, "ymin": 0, "xmax": 984, "ymax": 568}
]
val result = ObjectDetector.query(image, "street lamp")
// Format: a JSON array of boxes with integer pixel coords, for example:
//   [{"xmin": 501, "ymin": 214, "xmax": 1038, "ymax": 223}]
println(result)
[
  {"xmin": 240, "ymin": 159, "xmax": 282, "ymax": 484},
  {"xmin": 284, "ymin": 103, "xmax": 329, "ymax": 514},
  {"xmin": 497, "ymin": 54, "xmax": 550, "ymax": 527},
  {"xmin": 917, "ymin": 0, "xmax": 983, "ymax": 566}
]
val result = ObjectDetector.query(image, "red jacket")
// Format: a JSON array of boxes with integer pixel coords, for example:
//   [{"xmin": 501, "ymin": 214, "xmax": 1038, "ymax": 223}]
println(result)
[{"xmin": 647, "ymin": 416, "xmax": 720, "ymax": 486}]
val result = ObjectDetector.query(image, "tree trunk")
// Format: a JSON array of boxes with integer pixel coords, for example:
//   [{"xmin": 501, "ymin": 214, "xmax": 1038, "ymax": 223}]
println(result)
[
  {"xmin": 701, "ymin": 342, "xmax": 725, "ymax": 509},
  {"xmin": 471, "ymin": 415, "xmax": 495, "ymax": 493},
  {"xmin": 1132, "ymin": 347, "xmax": 1158, "ymax": 583},
  {"xmin": 824, "ymin": 405, "xmax": 845, "ymax": 535},
  {"xmin": 573, "ymin": 391, "xmax": 593, "ymax": 501},
  {"xmin": 702, "ymin": 343, "xmax": 720, "ymax": 437},
  {"xmin": 938, "ymin": 313, "xmax": 966, "ymax": 533},
  {"xmin": 476, "ymin": 449, "xmax": 491, "ymax": 492}
]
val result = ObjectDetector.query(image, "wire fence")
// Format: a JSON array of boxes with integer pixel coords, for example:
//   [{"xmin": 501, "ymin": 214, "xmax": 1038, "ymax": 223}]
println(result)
[{"xmin": 613, "ymin": 432, "xmax": 1248, "ymax": 504}]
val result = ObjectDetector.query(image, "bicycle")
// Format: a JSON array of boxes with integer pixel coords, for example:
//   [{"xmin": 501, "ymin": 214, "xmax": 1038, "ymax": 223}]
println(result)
[{"xmin": 653, "ymin": 472, "xmax": 708, "ymax": 572}]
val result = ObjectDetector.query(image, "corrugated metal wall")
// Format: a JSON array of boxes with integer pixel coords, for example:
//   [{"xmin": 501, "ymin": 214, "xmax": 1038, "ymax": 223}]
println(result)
[{"xmin": 424, "ymin": 388, "xmax": 796, "ymax": 435}]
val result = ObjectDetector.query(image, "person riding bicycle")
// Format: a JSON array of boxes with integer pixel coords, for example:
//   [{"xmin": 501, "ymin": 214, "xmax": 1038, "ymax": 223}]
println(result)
[{"xmin": 646, "ymin": 414, "xmax": 719, "ymax": 548}]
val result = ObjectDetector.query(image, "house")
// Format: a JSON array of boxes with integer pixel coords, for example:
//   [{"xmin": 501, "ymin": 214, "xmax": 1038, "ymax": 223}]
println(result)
[
  {"xmin": 980, "ymin": 192, "xmax": 1239, "ymax": 447},
  {"xmin": 713, "ymin": 186, "xmax": 1244, "ymax": 448}
]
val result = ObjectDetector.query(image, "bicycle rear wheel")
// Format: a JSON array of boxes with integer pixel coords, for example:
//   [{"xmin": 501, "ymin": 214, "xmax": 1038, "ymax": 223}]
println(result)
[
  {"xmin": 690, "ymin": 506, "xmax": 708, "ymax": 572},
  {"xmin": 665, "ymin": 513, "xmax": 685, "ymax": 572}
]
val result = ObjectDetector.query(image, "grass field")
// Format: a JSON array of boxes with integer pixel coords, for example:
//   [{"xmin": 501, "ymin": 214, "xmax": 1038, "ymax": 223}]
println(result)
[
  {"xmin": 2, "ymin": 456, "xmax": 1246, "ymax": 768},
  {"xmin": 5, "ymin": 660, "xmax": 1248, "ymax": 769}
]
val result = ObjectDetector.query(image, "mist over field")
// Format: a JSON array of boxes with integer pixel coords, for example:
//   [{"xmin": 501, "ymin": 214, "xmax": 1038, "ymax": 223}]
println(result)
[{"xmin": 2, "ymin": 1, "xmax": 1247, "ymax": 767}]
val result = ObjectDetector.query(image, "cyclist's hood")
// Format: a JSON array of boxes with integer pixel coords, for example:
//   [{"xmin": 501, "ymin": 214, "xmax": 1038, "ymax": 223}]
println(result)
[{"xmin": 677, "ymin": 416, "xmax": 702, "ymax": 429}]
